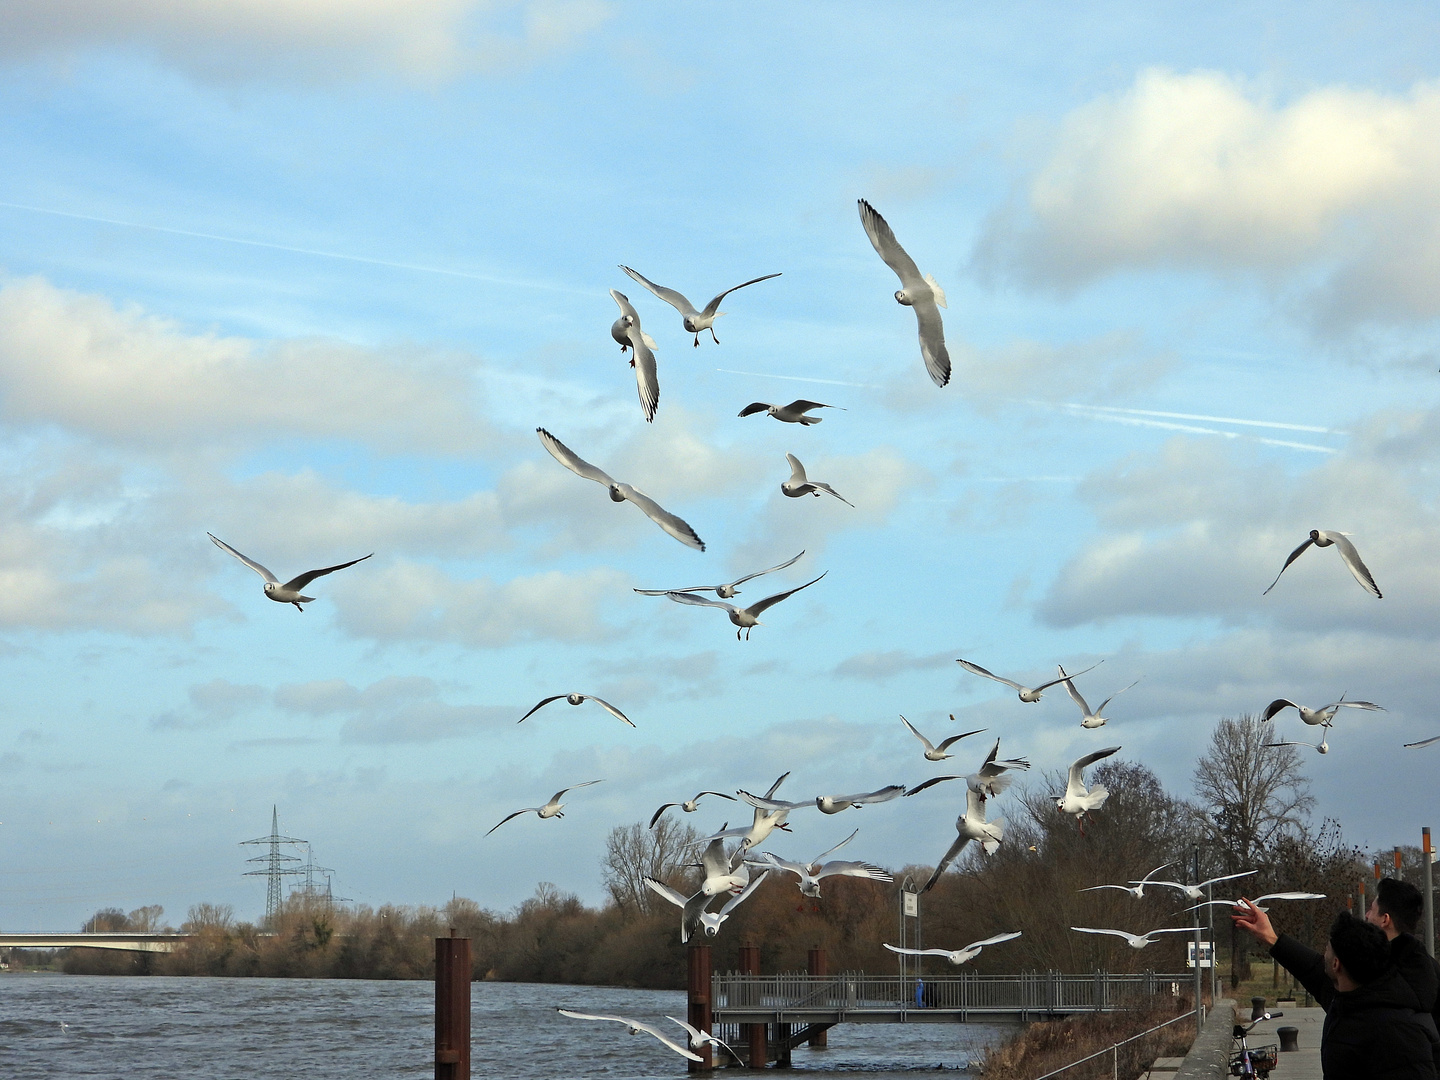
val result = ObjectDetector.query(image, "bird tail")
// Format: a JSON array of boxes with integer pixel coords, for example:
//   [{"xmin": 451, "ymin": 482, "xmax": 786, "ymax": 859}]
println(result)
[
  {"xmin": 1084, "ymin": 786, "xmax": 1110, "ymax": 811},
  {"xmin": 799, "ymin": 415, "xmax": 822, "ymax": 425},
  {"xmin": 641, "ymin": 331, "xmax": 659, "ymax": 350},
  {"xmin": 982, "ymin": 818, "xmax": 1005, "ymax": 854},
  {"xmin": 985, "ymin": 773, "xmax": 1014, "ymax": 796},
  {"xmin": 924, "ymin": 274, "xmax": 948, "ymax": 309}
]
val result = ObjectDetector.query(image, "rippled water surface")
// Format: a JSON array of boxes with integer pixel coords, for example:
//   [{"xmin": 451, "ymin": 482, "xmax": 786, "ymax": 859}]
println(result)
[{"xmin": 1, "ymin": 974, "xmax": 1007, "ymax": 1078}]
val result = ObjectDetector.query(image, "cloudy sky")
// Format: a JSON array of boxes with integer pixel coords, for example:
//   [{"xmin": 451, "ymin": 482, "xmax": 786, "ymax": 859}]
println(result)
[{"xmin": 2, "ymin": 2, "xmax": 1438, "ymax": 929}]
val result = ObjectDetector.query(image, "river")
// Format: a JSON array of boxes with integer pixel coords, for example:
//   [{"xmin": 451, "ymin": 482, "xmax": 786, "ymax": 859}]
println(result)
[{"xmin": 1, "ymin": 973, "xmax": 1007, "ymax": 1077}]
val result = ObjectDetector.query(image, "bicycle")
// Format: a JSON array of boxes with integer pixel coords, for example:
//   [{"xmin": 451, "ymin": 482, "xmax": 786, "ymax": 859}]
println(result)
[{"xmin": 1229, "ymin": 1011, "xmax": 1283, "ymax": 1079}]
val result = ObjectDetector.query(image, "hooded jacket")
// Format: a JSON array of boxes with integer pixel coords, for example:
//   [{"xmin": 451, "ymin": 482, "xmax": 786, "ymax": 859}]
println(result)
[{"xmin": 1392, "ymin": 933, "xmax": 1440, "ymax": 1072}]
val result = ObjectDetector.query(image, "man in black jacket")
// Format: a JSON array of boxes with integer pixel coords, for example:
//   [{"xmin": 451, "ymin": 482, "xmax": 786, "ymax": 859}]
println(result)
[
  {"xmin": 1368, "ymin": 875, "xmax": 1440, "ymax": 1071},
  {"xmin": 1234, "ymin": 901, "xmax": 1438, "ymax": 1079}
]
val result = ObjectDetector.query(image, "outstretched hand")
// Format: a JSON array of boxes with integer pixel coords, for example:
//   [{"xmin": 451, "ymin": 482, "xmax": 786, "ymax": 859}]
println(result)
[{"xmin": 1232, "ymin": 897, "xmax": 1278, "ymax": 947}]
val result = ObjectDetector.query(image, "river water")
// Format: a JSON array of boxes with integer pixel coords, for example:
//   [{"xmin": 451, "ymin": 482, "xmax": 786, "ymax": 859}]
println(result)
[{"xmin": 0, "ymin": 973, "xmax": 1007, "ymax": 1078}]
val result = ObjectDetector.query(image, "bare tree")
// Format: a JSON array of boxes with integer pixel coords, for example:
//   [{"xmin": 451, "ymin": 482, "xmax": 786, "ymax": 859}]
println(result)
[{"xmin": 601, "ymin": 817, "xmax": 701, "ymax": 917}]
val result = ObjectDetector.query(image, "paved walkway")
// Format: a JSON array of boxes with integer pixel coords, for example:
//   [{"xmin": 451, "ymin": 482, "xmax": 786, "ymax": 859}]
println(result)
[
  {"xmin": 1168, "ymin": 1002, "xmax": 1322, "ymax": 1080},
  {"xmin": 1170, "ymin": 1002, "xmax": 1236, "ymax": 1080}
]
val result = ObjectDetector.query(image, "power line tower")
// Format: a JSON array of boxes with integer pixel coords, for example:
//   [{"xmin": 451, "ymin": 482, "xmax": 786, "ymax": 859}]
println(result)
[
  {"xmin": 241, "ymin": 806, "xmax": 305, "ymax": 925},
  {"xmin": 291, "ymin": 842, "xmax": 350, "ymax": 907}
]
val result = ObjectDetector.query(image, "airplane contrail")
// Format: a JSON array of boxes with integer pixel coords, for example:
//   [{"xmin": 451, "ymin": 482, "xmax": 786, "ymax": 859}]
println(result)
[
  {"xmin": 0, "ymin": 199, "xmax": 588, "ymax": 295},
  {"xmin": 716, "ymin": 367, "xmax": 881, "ymax": 389},
  {"xmin": 1061, "ymin": 402, "xmax": 1347, "ymax": 436},
  {"xmin": 1044, "ymin": 403, "xmax": 1337, "ymax": 454}
]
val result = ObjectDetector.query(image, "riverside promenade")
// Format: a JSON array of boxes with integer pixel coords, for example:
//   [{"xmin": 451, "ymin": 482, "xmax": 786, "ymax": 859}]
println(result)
[{"xmin": 1169, "ymin": 1002, "xmax": 1322, "ymax": 1079}]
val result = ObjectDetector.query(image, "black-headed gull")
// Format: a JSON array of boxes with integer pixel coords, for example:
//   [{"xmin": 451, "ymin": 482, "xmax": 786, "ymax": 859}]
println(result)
[
  {"xmin": 781, "ymin": 454, "xmax": 853, "ymax": 506},
  {"xmin": 609, "ymin": 289, "xmax": 660, "ymax": 422},
  {"xmin": 739, "ymin": 784, "xmax": 904, "ymax": 815},
  {"xmin": 665, "ymin": 572, "xmax": 826, "ymax": 640},
  {"xmin": 1055, "ymin": 746, "xmax": 1120, "ymax": 834},
  {"xmin": 1261, "ymin": 696, "xmax": 1383, "ymax": 727},
  {"xmin": 1058, "ymin": 665, "xmax": 1139, "ymax": 729},
  {"xmin": 957, "ymin": 658, "xmax": 1102, "ymax": 703},
  {"xmin": 485, "ymin": 780, "xmax": 603, "ymax": 836},
  {"xmin": 1080, "ymin": 862, "xmax": 1172, "ymax": 899},
  {"xmin": 619, "ymin": 265, "xmax": 781, "ymax": 347},
  {"xmin": 1184, "ymin": 892, "xmax": 1325, "ymax": 913},
  {"xmin": 1263, "ymin": 529, "xmax": 1381, "ymax": 598},
  {"xmin": 1071, "ymin": 926, "xmax": 1203, "ymax": 950},
  {"xmin": 749, "ymin": 829, "xmax": 892, "ymax": 897},
  {"xmin": 1142, "ymin": 869, "xmax": 1256, "ymax": 902},
  {"xmin": 645, "ymin": 870, "xmax": 769, "ymax": 943},
  {"xmin": 1266, "ymin": 731, "xmax": 1330, "ymax": 755},
  {"xmin": 517, "ymin": 693, "xmax": 634, "ymax": 727},
  {"xmin": 702, "ymin": 772, "xmax": 793, "ymax": 850},
  {"xmin": 904, "ymin": 738, "xmax": 1031, "ymax": 800},
  {"xmin": 666, "ymin": 1016, "xmax": 743, "ymax": 1065},
  {"xmin": 649, "ymin": 790, "xmax": 737, "ymax": 829},
  {"xmin": 883, "ymin": 931, "xmax": 1021, "ymax": 966},
  {"xmin": 555, "ymin": 1009, "xmax": 701, "ymax": 1062},
  {"xmin": 857, "ymin": 199, "xmax": 950, "ymax": 387},
  {"xmin": 536, "ymin": 428, "xmax": 704, "ymax": 551},
  {"xmin": 899, "ymin": 715, "xmax": 987, "ymax": 762},
  {"xmin": 208, "ymin": 534, "xmax": 372, "ymax": 612},
  {"xmin": 633, "ymin": 550, "xmax": 805, "ymax": 599},
  {"xmin": 922, "ymin": 788, "xmax": 1004, "ymax": 893},
  {"xmin": 738, "ymin": 400, "xmax": 842, "ymax": 426}
]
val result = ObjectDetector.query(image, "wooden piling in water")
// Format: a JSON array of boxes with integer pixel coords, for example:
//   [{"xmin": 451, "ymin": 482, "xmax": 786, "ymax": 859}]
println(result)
[
  {"xmin": 435, "ymin": 931, "xmax": 470, "ymax": 1080},
  {"xmin": 739, "ymin": 942, "xmax": 766, "ymax": 1068},
  {"xmin": 687, "ymin": 943, "xmax": 713, "ymax": 1072},
  {"xmin": 807, "ymin": 948, "xmax": 828, "ymax": 1048}
]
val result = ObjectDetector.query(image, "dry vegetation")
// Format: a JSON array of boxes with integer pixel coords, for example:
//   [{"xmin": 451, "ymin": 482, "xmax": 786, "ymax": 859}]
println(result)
[{"xmin": 980, "ymin": 998, "xmax": 1195, "ymax": 1080}]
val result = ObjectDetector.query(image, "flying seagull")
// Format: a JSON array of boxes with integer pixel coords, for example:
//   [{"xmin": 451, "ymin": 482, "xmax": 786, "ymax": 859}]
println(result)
[
  {"xmin": 633, "ymin": 550, "xmax": 805, "ymax": 599},
  {"xmin": 1184, "ymin": 892, "xmax": 1326, "ymax": 913},
  {"xmin": 517, "ymin": 693, "xmax": 634, "ymax": 727},
  {"xmin": 883, "ymin": 932, "xmax": 1022, "ymax": 967},
  {"xmin": 857, "ymin": 198, "xmax": 950, "ymax": 387},
  {"xmin": 738, "ymin": 400, "xmax": 842, "ymax": 426},
  {"xmin": 1263, "ymin": 529, "xmax": 1381, "ymax": 598},
  {"xmin": 1266, "ymin": 731, "xmax": 1331, "ymax": 755},
  {"xmin": 645, "ymin": 870, "xmax": 769, "ymax": 943},
  {"xmin": 904, "ymin": 738, "xmax": 1032, "ymax": 800},
  {"xmin": 738, "ymin": 783, "xmax": 904, "ymax": 815},
  {"xmin": 666, "ymin": 1016, "xmax": 744, "ymax": 1066},
  {"xmin": 693, "ymin": 829, "xmax": 751, "ymax": 897},
  {"xmin": 1404, "ymin": 734, "xmax": 1440, "ymax": 749},
  {"xmin": 555, "ymin": 1009, "xmax": 701, "ymax": 1062},
  {"xmin": 1071, "ymin": 926, "xmax": 1203, "ymax": 950},
  {"xmin": 649, "ymin": 791, "xmax": 737, "ymax": 829},
  {"xmin": 957, "ymin": 658, "xmax": 1102, "ymax": 703},
  {"xmin": 208, "ymin": 533, "xmax": 372, "ymax": 612},
  {"xmin": 485, "ymin": 780, "xmax": 603, "ymax": 836},
  {"xmin": 781, "ymin": 454, "xmax": 853, "ymax": 506},
  {"xmin": 619, "ymin": 265, "xmax": 781, "ymax": 346},
  {"xmin": 1080, "ymin": 863, "xmax": 1173, "ymax": 900},
  {"xmin": 1056, "ymin": 746, "xmax": 1121, "ymax": 834},
  {"xmin": 922, "ymin": 788, "xmax": 1004, "ymax": 892},
  {"xmin": 750, "ymin": 829, "xmax": 893, "ymax": 897},
  {"xmin": 899, "ymin": 715, "xmax": 987, "ymax": 762},
  {"xmin": 665, "ymin": 572, "xmax": 827, "ymax": 640},
  {"xmin": 703, "ymin": 771, "xmax": 794, "ymax": 850},
  {"xmin": 1142, "ymin": 870, "xmax": 1257, "ymax": 902},
  {"xmin": 1261, "ymin": 696, "xmax": 1383, "ymax": 727},
  {"xmin": 536, "ymin": 428, "xmax": 704, "ymax": 551},
  {"xmin": 1059, "ymin": 665, "xmax": 1139, "ymax": 729},
  {"xmin": 609, "ymin": 289, "xmax": 660, "ymax": 421}
]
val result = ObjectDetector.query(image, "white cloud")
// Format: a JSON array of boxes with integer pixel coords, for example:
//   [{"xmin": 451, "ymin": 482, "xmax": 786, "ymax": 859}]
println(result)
[
  {"xmin": 0, "ymin": 0, "xmax": 613, "ymax": 83},
  {"xmin": 976, "ymin": 70, "xmax": 1440, "ymax": 329},
  {"xmin": 151, "ymin": 678, "xmax": 265, "ymax": 730},
  {"xmin": 274, "ymin": 674, "xmax": 512, "ymax": 743}
]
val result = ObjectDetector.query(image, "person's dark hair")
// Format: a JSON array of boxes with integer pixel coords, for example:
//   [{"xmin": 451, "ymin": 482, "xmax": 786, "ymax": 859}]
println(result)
[
  {"xmin": 1330, "ymin": 911, "xmax": 1391, "ymax": 985},
  {"xmin": 1375, "ymin": 877, "xmax": 1423, "ymax": 935}
]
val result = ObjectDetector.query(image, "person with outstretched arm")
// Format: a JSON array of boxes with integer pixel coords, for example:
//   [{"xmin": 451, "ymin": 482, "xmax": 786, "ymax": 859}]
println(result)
[
  {"xmin": 1368, "ymin": 876, "xmax": 1440, "ymax": 1072},
  {"xmin": 1233, "ymin": 900, "xmax": 1438, "ymax": 1079}
]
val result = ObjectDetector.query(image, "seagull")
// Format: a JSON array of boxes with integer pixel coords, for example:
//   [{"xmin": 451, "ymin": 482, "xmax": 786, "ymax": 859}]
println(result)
[
  {"xmin": 1080, "ymin": 863, "xmax": 1173, "ymax": 900},
  {"xmin": 1070, "ymin": 926, "xmax": 1203, "ymax": 950},
  {"xmin": 555, "ymin": 1009, "xmax": 701, "ymax": 1062},
  {"xmin": 738, "ymin": 400, "xmax": 842, "ymax": 426},
  {"xmin": 957, "ymin": 658, "xmax": 1102, "ymax": 703},
  {"xmin": 645, "ymin": 870, "xmax": 769, "ymax": 943},
  {"xmin": 1184, "ymin": 892, "xmax": 1326, "ymax": 913},
  {"xmin": 1059, "ymin": 666, "xmax": 1139, "ymax": 729},
  {"xmin": 693, "ymin": 829, "xmax": 751, "ymax": 897},
  {"xmin": 58, "ymin": 1020, "xmax": 70, "ymax": 1034},
  {"xmin": 883, "ymin": 932, "xmax": 1022, "ymax": 967},
  {"xmin": 738, "ymin": 784, "xmax": 904, "ymax": 815},
  {"xmin": 922, "ymin": 788, "xmax": 1004, "ymax": 892},
  {"xmin": 781, "ymin": 454, "xmax": 853, "ymax": 506},
  {"xmin": 1263, "ymin": 529, "xmax": 1382, "ymax": 598},
  {"xmin": 485, "ymin": 780, "xmax": 603, "ymax": 836},
  {"xmin": 536, "ymin": 428, "xmax": 704, "ymax": 551},
  {"xmin": 517, "ymin": 693, "xmax": 634, "ymax": 727},
  {"xmin": 1142, "ymin": 870, "xmax": 1257, "ymax": 902},
  {"xmin": 857, "ymin": 198, "xmax": 950, "ymax": 387},
  {"xmin": 619, "ymin": 265, "xmax": 781, "ymax": 347},
  {"xmin": 665, "ymin": 572, "xmax": 827, "ymax": 640},
  {"xmin": 633, "ymin": 550, "xmax": 805, "ymax": 599},
  {"xmin": 208, "ymin": 534, "xmax": 372, "ymax": 612},
  {"xmin": 1261, "ymin": 696, "xmax": 1383, "ymax": 727},
  {"xmin": 1055, "ymin": 746, "xmax": 1120, "ymax": 834},
  {"xmin": 1266, "ymin": 730, "xmax": 1331, "ymax": 755},
  {"xmin": 1405, "ymin": 734, "xmax": 1440, "ymax": 749},
  {"xmin": 666, "ymin": 1016, "xmax": 744, "ymax": 1065},
  {"xmin": 609, "ymin": 289, "xmax": 660, "ymax": 421},
  {"xmin": 649, "ymin": 791, "xmax": 737, "ymax": 829},
  {"xmin": 750, "ymin": 829, "xmax": 893, "ymax": 897},
  {"xmin": 702, "ymin": 772, "xmax": 793, "ymax": 849},
  {"xmin": 899, "ymin": 715, "xmax": 987, "ymax": 762},
  {"xmin": 905, "ymin": 739, "xmax": 1033, "ymax": 799}
]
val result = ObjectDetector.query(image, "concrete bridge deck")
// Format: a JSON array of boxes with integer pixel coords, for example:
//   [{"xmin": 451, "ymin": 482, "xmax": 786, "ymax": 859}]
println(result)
[{"xmin": 0, "ymin": 932, "xmax": 192, "ymax": 953}]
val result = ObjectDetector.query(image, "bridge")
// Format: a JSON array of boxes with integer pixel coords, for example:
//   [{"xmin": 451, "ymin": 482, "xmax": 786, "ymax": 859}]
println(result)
[{"xmin": 0, "ymin": 933, "xmax": 192, "ymax": 953}]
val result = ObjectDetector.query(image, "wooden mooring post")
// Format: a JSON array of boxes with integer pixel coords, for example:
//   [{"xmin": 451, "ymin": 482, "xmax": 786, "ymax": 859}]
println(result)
[
  {"xmin": 739, "ymin": 942, "xmax": 766, "ymax": 1068},
  {"xmin": 687, "ymin": 943, "xmax": 713, "ymax": 1072},
  {"xmin": 807, "ymin": 947, "xmax": 828, "ymax": 1048},
  {"xmin": 435, "ymin": 931, "xmax": 471, "ymax": 1080}
]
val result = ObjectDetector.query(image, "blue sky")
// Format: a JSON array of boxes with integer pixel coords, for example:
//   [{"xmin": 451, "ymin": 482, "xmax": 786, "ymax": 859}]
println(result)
[{"xmin": 2, "ymin": 2, "xmax": 1439, "ymax": 929}]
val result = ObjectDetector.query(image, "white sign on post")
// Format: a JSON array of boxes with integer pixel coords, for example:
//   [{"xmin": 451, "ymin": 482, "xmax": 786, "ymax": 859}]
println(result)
[
  {"xmin": 903, "ymin": 891, "xmax": 918, "ymax": 917},
  {"xmin": 1187, "ymin": 941, "xmax": 1213, "ymax": 968}
]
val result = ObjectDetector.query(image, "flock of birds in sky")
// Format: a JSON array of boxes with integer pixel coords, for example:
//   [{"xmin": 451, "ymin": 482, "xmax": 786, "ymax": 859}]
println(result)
[{"xmin": 197, "ymin": 199, "xmax": 1440, "ymax": 1063}]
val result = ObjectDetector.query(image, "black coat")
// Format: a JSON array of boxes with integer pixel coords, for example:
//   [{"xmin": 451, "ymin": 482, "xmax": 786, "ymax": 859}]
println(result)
[
  {"xmin": 1392, "ymin": 933, "xmax": 1440, "ymax": 1072},
  {"xmin": 1270, "ymin": 933, "xmax": 1439, "ymax": 1080}
]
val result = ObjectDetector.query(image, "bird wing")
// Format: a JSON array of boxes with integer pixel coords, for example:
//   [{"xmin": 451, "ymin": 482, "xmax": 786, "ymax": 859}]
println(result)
[
  {"xmin": 956, "ymin": 659, "xmax": 1026, "ymax": 692},
  {"xmin": 1332, "ymin": 699, "xmax": 1384, "ymax": 713},
  {"xmin": 1405, "ymin": 734, "xmax": 1440, "ymax": 748},
  {"xmin": 1262, "ymin": 535, "xmax": 1316, "ymax": 595},
  {"xmin": 966, "ymin": 931, "xmax": 1023, "ymax": 951},
  {"xmin": 754, "ymin": 851, "xmax": 808, "ymax": 879},
  {"xmin": 615, "ymin": 485, "xmax": 705, "ymax": 551},
  {"xmin": 1139, "ymin": 861, "xmax": 1173, "ymax": 882},
  {"xmin": 857, "ymin": 199, "xmax": 924, "ymax": 288},
  {"xmin": 899, "ymin": 715, "xmax": 937, "ymax": 753},
  {"xmin": 549, "ymin": 780, "xmax": 603, "ymax": 806},
  {"xmin": 743, "ymin": 571, "xmax": 827, "ymax": 619},
  {"xmin": 1081, "ymin": 884, "xmax": 1137, "ymax": 894},
  {"xmin": 922, "ymin": 835, "xmax": 971, "ymax": 892},
  {"xmin": 1067, "ymin": 746, "xmax": 1121, "ymax": 793},
  {"xmin": 736, "ymin": 789, "xmax": 808, "ymax": 811},
  {"xmin": 1262, "ymin": 699, "xmax": 1300, "ymax": 722},
  {"xmin": 699, "ymin": 835, "xmax": 732, "ymax": 879},
  {"xmin": 643, "ymin": 876, "xmax": 688, "ymax": 908},
  {"xmin": 580, "ymin": 695, "xmax": 635, "ymax": 727},
  {"xmin": 517, "ymin": 695, "xmax": 566, "ymax": 723},
  {"xmin": 738, "ymin": 402, "xmax": 771, "ymax": 417},
  {"xmin": 666, "ymin": 591, "xmax": 737, "ymax": 615},
  {"xmin": 485, "ymin": 808, "xmax": 538, "ymax": 836},
  {"xmin": 827, "ymin": 785, "xmax": 904, "ymax": 806},
  {"xmin": 810, "ymin": 828, "xmax": 860, "ymax": 864},
  {"xmin": 699, "ymin": 272, "xmax": 783, "ymax": 317},
  {"xmin": 764, "ymin": 772, "xmax": 791, "ymax": 798},
  {"xmin": 784, "ymin": 453, "xmax": 807, "ymax": 483},
  {"xmin": 816, "ymin": 860, "xmax": 892, "ymax": 882},
  {"xmin": 560, "ymin": 1009, "xmax": 702, "ymax": 1062},
  {"xmin": 619, "ymin": 267, "xmax": 698, "ymax": 318},
  {"xmin": 912, "ymin": 296, "xmax": 950, "ymax": 387},
  {"xmin": 1201, "ymin": 869, "xmax": 1257, "ymax": 888},
  {"xmin": 1061, "ymin": 671, "xmax": 1093, "ymax": 716},
  {"xmin": 629, "ymin": 333, "xmax": 659, "ymax": 423},
  {"xmin": 1254, "ymin": 892, "xmax": 1327, "ymax": 902},
  {"xmin": 536, "ymin": 428, "xmax": 617, "ymax": 487},
  {"xmin": 935, "ymin": 728, "xmax": 987, "ymax": 752},
  {"xmin": 903, "ymin": 775, "xmax": 964, "ymax": 797},
  {"xmin": 729, "ymin": 550, "xmax": 805, "ymax": 588},
  {"xmin": 633, "ymin": 585, "xmax": 719, "ymax": 595},
  {"xmin": 1030, "ymin": 660, "xmax": 1103, "ymax": 693},
  {"xmin": 282, "ymin": 553, "xmax": 374, "ymax": 591},
  {"xmin": 1071, "ymin": 927, "xmax": 1135, "ymax": 942},
  {"xmin": 812, "ymin": 482, "xmax": 855, "ymax": 507},
  {"xmin": 208, "ymin": 533, "xmax": 280, "ymax": 584},
  {"xmin": 964, "ymin": 786, "xmax": 988, "ymax": 821},
  {"xmin": 648, "ymin": 803, "xmax": 681, "ymax": 828},
  {"xmin": 1326, "ymin": 532, "xmax": 1381, "ymax": 598},
  {"xmin": 696, "ymin": 791, "xmax": 736, "ymax": 801},
  {"xmin": 883, "ymin": 943, "xmax": 939, "ymax": 957},
  {"xmin": 1095, "ymin": 680, "xmax": 1140, "ymax": 716},
  {"xmin": 717, "ymin": 870, "xmax": 770, "ymax": 916},
  {"xmin": 1145, "ymin": 926, "xmax": 1204, "ymax": 937},
  {"xmin": 786, "ymin": 399, "xmax": 834, "ymax": 413}
]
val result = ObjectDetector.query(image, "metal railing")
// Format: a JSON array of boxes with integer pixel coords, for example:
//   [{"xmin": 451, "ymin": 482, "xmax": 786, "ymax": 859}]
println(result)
[{"xmin": 1031, "ymin": 1006, "xmax": 1201, "ymax": 1080}]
